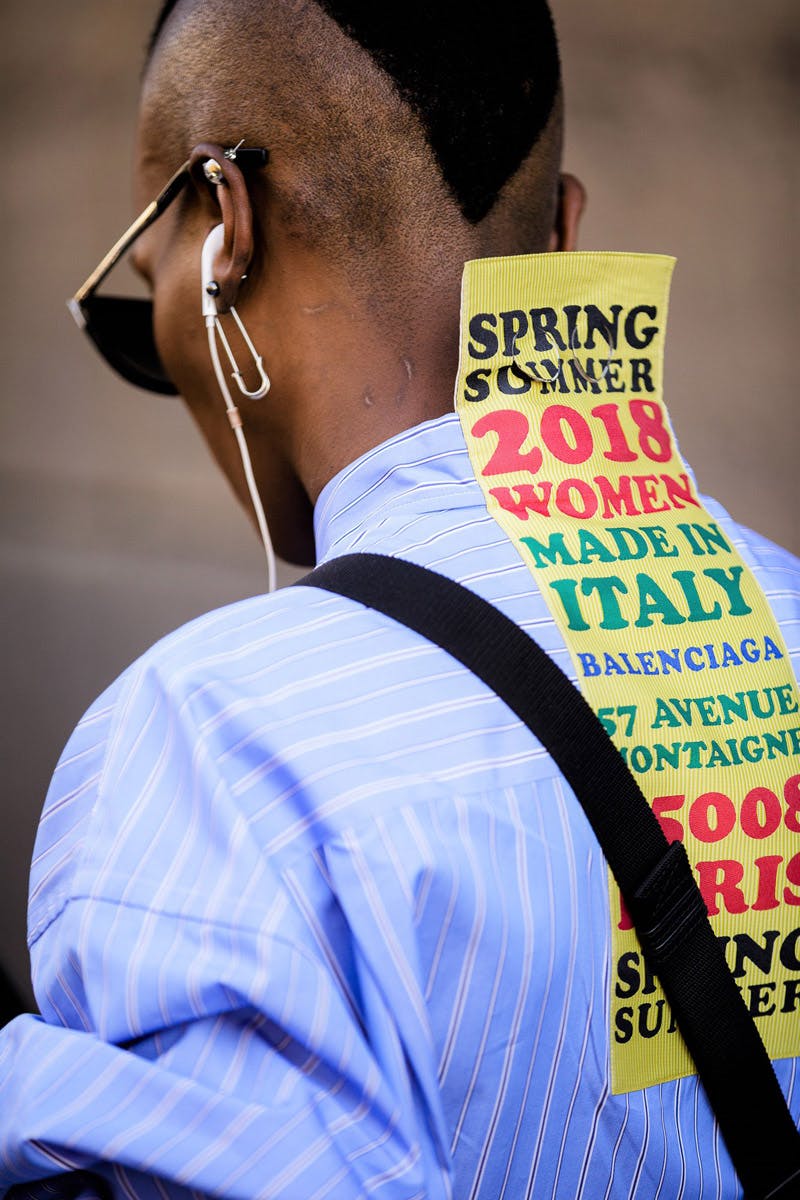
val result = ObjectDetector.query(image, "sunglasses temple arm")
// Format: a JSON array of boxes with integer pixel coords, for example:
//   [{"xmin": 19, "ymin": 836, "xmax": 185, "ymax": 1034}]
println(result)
[{"xmin": 71, "ymin": 161, "xmax": 191, "ymax": 307}]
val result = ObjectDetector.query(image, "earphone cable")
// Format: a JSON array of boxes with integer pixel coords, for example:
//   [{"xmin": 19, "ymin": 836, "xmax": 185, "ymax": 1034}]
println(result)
[{"xmin": 206, "ymin": 319, "xmax": 277, "ymax": 593}]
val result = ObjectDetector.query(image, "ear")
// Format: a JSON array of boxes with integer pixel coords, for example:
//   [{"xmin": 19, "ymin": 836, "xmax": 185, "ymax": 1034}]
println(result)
[
  {"xmin": 188, "ymin": 143, "xmax": 255, "ymax": 311},
  {"xmin": 548, "ymin": 173, "xmax": 587, "ymax": 252}
]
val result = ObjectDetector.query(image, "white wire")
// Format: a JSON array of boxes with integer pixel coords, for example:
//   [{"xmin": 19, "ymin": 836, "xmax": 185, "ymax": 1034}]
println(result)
[{"xmin": 207, "ymin": 318, "xmax": 277, "ymax": 593}]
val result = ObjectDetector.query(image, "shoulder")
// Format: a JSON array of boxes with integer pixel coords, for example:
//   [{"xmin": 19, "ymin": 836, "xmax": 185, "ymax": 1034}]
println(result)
[
  {"xmin": 27, "ymin": 580, "xmax": 447, "ymax": 942},
  {"xmin": 703, "ymin": 497, "xmax": 800, "ymax": 627},
  {"xmin": 717, "ymin": 509, "xmax": 800, "ymax": 581},
  {"xmin": 702, "ymin": 497, "xmax": 800, "ymax": 578},
  {"xmin": 26, "ymin": 590, "xmax": 325, "ymax": 925},
  {"xmin": 118, "ymin": 578, "xmax": 445, "ymax": 726}
]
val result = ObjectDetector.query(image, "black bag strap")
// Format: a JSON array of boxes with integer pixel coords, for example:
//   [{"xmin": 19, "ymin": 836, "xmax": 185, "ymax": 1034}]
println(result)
[{"xmin": 296, "ymin": 551, "xmax": 800, "ymax": 1200}]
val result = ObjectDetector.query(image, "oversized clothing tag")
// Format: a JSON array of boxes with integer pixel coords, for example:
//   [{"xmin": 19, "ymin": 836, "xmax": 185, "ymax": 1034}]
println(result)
[{"xmin": 454, "ymin": 252, "xmax": 800, "ymax": 1093}]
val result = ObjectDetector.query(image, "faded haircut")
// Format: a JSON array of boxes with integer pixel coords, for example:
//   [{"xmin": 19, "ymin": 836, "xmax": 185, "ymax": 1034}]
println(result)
[{"xmin": 147, "ymin": 0, "xmax": 561, "ymax": 225}]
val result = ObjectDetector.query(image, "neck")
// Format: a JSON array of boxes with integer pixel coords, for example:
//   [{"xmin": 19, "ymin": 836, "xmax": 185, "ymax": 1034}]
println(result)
[{"xmin": 271, "ymin": 248, "xmax": 469, "ymax": 504}]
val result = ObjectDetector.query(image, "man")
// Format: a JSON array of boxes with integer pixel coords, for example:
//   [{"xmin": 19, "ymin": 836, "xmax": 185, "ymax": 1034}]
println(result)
[{"xmin": 1, "ymin": 1, "xmax": 798, "ymax": 1197}]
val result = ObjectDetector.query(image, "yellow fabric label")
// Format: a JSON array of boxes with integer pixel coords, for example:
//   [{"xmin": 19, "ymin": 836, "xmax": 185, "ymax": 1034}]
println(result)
[{"xmin": 454, "ymin": 252, "xmax": 800, "ymax": 1093}]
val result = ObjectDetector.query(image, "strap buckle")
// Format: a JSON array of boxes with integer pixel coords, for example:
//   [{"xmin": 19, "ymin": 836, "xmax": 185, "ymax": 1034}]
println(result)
[{"xmin": 630, "ymin": 840, "xmax": 707, "ymax": 963}]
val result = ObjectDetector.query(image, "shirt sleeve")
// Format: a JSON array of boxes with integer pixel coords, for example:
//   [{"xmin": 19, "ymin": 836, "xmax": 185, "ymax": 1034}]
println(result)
[
  {"xmin": 0, "ymin": 655, "xmax": 450, "ymax": 1200},
  {"xmin": 0, "ymin": 929, "xmax": 435, "ymax": 1200}
]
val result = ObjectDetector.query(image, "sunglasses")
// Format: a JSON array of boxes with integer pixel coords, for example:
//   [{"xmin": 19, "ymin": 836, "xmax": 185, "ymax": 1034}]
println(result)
[{"xmin": 68, "ymin": 145, "xmax": 269, "ymax": 395}]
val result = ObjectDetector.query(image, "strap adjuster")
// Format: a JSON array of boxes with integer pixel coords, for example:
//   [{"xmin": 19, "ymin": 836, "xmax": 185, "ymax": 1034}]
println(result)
[{"xmin": 630, "ymin": 840, "xmax": 707, "ymax": 963}]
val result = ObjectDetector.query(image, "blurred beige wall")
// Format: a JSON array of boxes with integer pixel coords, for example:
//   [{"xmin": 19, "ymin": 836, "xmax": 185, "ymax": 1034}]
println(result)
[{"xmin": 1, "ymin": 1, "xmax": 797, "ymax": 1003}]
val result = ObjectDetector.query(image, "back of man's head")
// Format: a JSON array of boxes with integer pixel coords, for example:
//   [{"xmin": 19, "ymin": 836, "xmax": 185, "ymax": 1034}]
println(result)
[
  {"xmin": 144, "ymin": 0, "xmax": 564, "ymax": 268},
  {"xmin": 136, "ymin": 0, "xmax": 573, "ymax": 564}
]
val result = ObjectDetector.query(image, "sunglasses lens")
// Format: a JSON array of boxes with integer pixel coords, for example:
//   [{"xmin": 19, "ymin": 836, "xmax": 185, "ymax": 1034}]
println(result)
[{"xmin": 80, "ymin": 296, "xmax": 179, "ymax": 396}]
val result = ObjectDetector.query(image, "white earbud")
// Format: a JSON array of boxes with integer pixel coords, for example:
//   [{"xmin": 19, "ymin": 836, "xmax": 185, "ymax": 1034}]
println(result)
[
  {"xmin": 199, "ymin": 224, "xmax": 270, "ymax": 400},
  {"xmin": 201, "ymin": 223, "xmax": 226, "ymax": 319},
  {"xmin": 201, "ymin": 223, "xmax": 276, "ymax": 593}
]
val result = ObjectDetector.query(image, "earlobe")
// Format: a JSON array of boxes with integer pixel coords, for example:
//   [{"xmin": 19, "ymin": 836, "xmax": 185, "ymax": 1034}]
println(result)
[
  {"xmin": 549, "ymin": 172, "xmax": 587, "ymax": 252},
  {"xmin": 188, "ymin": 142, "xmax": 255, "ymax": 311}
]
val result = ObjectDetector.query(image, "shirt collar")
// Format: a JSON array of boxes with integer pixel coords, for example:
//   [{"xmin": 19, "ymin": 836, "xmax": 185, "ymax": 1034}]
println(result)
[{"xmin": 314, "ymin": 412, "xmax": 484, "ymax": 561}]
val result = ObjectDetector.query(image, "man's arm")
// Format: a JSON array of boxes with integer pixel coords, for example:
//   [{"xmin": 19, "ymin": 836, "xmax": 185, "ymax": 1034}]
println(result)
[
  {"xmin": 0, "ymin": 655, "xmax": 449, "ymax": 1199},
  {"xmin": 1, "ymin": 924, "xmax": 435, "ymax": 1199}
]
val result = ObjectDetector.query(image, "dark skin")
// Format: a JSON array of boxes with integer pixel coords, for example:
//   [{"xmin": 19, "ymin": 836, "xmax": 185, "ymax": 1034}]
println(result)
[{"xmin": 133, "ymin": 46, "xmax": 585, "ymax": 567}]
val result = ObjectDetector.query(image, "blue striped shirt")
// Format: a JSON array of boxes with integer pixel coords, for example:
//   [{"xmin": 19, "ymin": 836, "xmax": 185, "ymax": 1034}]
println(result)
[{"xmin": 1, "ymin": 412, "xmax": 798, "ymax": 1199}]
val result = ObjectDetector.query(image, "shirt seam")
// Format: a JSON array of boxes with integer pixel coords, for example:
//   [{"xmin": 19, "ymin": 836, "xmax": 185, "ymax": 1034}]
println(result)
[
  {"xmin": 27, "ymin": 666, "xmax": 144, "ymax": 947},
  {"xmin": 28, "ymin": 773, "xmax": 567, "ymax": 954},
  {"xmin": 29, "ymin": 890, "xmax": 334, "ymax": 965}
]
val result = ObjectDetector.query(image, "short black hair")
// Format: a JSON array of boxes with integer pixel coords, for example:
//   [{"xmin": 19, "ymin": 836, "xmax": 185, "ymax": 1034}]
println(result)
[
  {"xmin": 148, "ymin": 0, "xmax": 180, "ymax": 57},
  {"xmin": 148, "ymin": 0, "xmax": 560, "ymax": 224}
]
